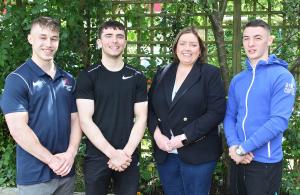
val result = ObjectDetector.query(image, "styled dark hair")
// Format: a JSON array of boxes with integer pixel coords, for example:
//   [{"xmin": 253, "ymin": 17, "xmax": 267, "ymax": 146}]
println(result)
[
  {"xmin": 98, "ymin": 20, "xmax": 126, "ymax": 38},
  {"xmin": 31, "ymin": 16, "xmax": 60, "ymax": 32},
  {"xmin": 172, "ymin": 26, "xmax": 207, "ymax": 64},
  {"xmin": 243, "ymin": 19, "xmax": 271, "ymax": 33}
]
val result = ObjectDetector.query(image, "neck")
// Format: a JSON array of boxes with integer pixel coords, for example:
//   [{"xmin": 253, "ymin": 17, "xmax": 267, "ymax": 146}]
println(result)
[
  {"xmin": 249, "ymin": 54, "xmax": 269, "ymax": 68},
  {"xmin": 101, "ymin": 55, "xmax": 124, "ymax": 71},
  {"xmin": 31, "ymin": 56, "xmax": 56, "ymax": 72},
  {"xmin": 178, "ymin": 62, "xmax": 194, "ymax": 70}
]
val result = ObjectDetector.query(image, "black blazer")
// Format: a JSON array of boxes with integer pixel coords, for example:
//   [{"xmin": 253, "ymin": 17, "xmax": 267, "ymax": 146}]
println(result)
[{"xmin": 148, "ymin": 60, "xmax": 226, "ymax": 164}]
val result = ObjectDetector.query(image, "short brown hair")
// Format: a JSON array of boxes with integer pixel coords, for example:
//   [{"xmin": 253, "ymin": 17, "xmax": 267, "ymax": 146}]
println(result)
[
  {"xmin": 243, "ymin": 19, "xmax": 271, "ymax": 33},
  {"xmin": 31, "ymin": 16, "xmax": 60, "ymax": 32},
  {"xmin": 98, "ymin": 20, "xmax": 126, "ymax": 38},
  {"xmin": 172, "ymin": 26, "xmax": 207, "ymax": 64}
]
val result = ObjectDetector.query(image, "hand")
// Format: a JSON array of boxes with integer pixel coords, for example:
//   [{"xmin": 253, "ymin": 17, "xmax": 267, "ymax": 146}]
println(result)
[
  {"xmin": 153, "ymin": 128, "xmax": 172, "ymax": 152},
  {"xmin": 54, "ymin": 151, "xmax": 76, "ymax": 176},
  {"xmin": 47, "ymin": 155, "xmax": 66, "ymax": 174},
  {"xmin": 229, "ymin": 145, "xmax": 245, "ymax": 164},
  {"xmin": 169, "ymin": 134, "xmax": 184, "ymax": 149},
  {"xmin": 108, "ymin": 150, "xmax": 132, "ymax": 172},
  {"xmin": 240, "ymin": 153, "xmax": 254, "ymax": 164},
  {"xmin": 229, "ymin": 145, "xmax": 254, "ymax": 164}
]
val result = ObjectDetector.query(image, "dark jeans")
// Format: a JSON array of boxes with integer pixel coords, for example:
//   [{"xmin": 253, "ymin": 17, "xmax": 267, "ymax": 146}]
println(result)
[
  {"xmin": 157, "ymin": 153, "xmax": 217, "ymax": 195},
  {"xmin": 84, "ymin": 154, "xmax": 139, "ymax": 195},
  {"xmin": 230, "ymin": 160, "xmax": 282, "ymax": 195}
]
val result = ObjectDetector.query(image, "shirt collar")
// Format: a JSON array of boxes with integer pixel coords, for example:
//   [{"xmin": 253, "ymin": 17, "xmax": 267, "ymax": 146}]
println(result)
[{"xmin": 27, "ymin": 58, "xmax": 64, "ymax": 80}]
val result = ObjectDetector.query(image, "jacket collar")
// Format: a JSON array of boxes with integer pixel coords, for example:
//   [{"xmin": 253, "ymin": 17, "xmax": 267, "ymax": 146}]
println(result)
[{"xmin": 163, "ymin": 59, "xmax": 203, "ymax": 111}]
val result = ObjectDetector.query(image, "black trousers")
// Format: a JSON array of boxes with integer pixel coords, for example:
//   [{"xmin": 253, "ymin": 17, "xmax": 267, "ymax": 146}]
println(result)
[
  {"xmin": 84, "ymin": 154, "xmax": 139, "ymax": 195},
  {"xmin": 230, "ymin": 160, "xmax": 282, "ymax": 195}
]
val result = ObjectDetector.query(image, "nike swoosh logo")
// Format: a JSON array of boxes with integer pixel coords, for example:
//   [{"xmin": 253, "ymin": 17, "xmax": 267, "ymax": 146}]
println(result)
[{"xmin": 122, "ymin": 75, "xmax": 133, "ymax": 80}]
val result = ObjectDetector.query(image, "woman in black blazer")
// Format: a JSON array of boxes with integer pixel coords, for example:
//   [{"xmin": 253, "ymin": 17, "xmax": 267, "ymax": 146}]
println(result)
[{"xmin": 148, "ymin": 26, "xmax": 226, "ymax": 195}]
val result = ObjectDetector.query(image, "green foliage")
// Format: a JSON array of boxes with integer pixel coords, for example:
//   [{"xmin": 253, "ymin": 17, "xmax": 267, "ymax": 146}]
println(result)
[
  {"xmin": 0, "ymin": 115, "xmax": 16, "ymax": 187},
  {"xmin": 139, "ymin": 131, "xmax": 163, "ymax": 194},
  {"xmin": 282, "ymin": 97, "xmax": 300, "ymax": 195}
]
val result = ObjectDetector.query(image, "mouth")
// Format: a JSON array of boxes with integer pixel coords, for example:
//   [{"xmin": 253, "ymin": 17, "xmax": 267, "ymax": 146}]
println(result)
[
  {"xmin": 42, "ymin": 48, "xmax": 54, "ymax": 55},
  {"xmin": 248, "ymin": 49, "xmax": 256, "ymax": 54},
  {"xmin": 109, "ymin": 45, "xmax": 121, "ymax": 50},
  {"xmin": 182, "ymin": 53, "xmax": 192, "ymax": 56}
]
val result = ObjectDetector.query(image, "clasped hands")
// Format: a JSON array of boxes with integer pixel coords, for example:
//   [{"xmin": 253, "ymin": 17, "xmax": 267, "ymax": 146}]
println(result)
[
  {"xmin": 229, "ymin": 145, "xmax": 254, "ymax": 164},
  {"xmin": 48, "ymin": 151, "xmax": 76, "ymax": 177},
  {"xmin": 154, "ymin": 129, "xmax": 184, "ymax": 152},
  {"xmin": 107, "ymin": 149, "xmax": 132, "ymax": 172}
]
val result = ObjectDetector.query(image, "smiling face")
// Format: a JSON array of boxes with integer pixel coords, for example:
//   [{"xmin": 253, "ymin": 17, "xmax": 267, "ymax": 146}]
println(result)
[
  {"xmin": 97, "ymin": 27, "xmax": 126, "ymax": 58},
  {"xmin": 175, "ymin": 32, "xmax": 201, "ymax": 66},
  {"xmin": 243, "ymin": 26, "xmax": 273, "ymax": 67},
  {"xmin": 28, "ymin": 24, "xmax": 59, "ymax": 65}
]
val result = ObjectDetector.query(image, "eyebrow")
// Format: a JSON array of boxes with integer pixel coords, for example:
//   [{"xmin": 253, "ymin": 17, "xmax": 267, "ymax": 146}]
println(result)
[
  {"xmin": 178, "ymin": 41, "xmax": 198, "ymax": 43},
  {"xmin": 103, "ymin": 33, "xmax": 125, "ymax": 36},
  {"xmin": 243, "ymin": 34, "xmax": 263, "ymax": 38},
  {"xmin": 39, "ymin": 34, "xmax": 59, "ymax": 38}
]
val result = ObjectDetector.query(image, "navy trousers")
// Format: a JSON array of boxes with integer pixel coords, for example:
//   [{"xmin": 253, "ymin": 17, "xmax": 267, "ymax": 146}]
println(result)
[{"xmin": 157, "ymin": 153, "xmax": 217, "ymax": 195}]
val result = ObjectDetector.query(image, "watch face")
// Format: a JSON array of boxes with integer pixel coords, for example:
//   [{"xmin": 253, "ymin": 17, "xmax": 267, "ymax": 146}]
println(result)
[
  {"xmin": 182, "ymin": 139, "xmax": 188, "ymax": 146},
  {"xmin": 236, "ymin": 147, "xmax": 244, "ymax": 156}
]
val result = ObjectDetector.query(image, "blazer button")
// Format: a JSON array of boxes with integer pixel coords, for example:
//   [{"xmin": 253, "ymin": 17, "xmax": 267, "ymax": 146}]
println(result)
[
  {"xmin": 158, "ymin": 118, "xmax": 161, "ymax": 122},
  {"xmin": 183, "ymin": 117, "xmax": 188, "ymax": 121}
]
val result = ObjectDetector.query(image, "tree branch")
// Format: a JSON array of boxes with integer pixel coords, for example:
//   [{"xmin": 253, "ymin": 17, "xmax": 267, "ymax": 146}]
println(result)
[
  {"xmin": 272, "ymin": 30, "xmax": 299, "ymax": 54},
  {"xmin": 289, "ymin": 57, "xmax": 300, "ymax": 74},
  {"xmin": 220, "ymin": 0, "xmax": 227, "ymax": 21}
]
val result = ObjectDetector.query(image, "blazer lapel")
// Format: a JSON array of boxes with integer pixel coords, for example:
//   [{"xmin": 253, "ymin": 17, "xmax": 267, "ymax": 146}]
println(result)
[
  {"xmin": 169, "ymin": 62, "xmax": 202, "ymax": 111},
  {"xmin": 162, "ymin": 64, "xmax": 177, "ymax": 108}
]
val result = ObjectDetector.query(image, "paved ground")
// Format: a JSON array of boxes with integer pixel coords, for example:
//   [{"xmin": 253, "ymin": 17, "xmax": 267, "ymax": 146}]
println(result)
[{"xmin": 0, "ymin": 187, "xmax": 85, "ymax": 195}]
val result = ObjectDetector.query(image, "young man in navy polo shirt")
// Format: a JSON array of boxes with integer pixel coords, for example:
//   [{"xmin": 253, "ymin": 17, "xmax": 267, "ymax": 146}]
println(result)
[
  {"xmin": 1, "ymin": 16, "xmax": 82, "ymax": 195},
  {"xmin": 76, "ymin": 21, "xmax": 148, "ymax": 195}
]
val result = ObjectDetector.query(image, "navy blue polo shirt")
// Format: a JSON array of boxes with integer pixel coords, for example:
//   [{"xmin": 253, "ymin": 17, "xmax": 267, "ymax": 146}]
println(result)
[{"xmin": 0, "ymin": 59, "xmax": 77, "ymax": 185}]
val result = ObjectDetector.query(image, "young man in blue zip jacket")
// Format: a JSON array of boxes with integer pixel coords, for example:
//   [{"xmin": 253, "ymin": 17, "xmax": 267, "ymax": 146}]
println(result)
[{"xmin": 224, "ymin": 19, "xmax": 296, "ymax": 195}]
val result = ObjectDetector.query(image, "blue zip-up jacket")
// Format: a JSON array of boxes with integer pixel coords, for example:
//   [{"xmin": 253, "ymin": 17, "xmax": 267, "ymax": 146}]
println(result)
[{"xmin": 224, "ymin": 55, "xmax": 296, "ymax": 163}]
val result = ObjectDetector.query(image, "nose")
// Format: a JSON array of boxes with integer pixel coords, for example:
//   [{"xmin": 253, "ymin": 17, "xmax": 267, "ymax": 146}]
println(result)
[
  {"xmin": 45, "ymin": 38, "xmax": 52, "ymax": 47},
  {"xmin": 112, "ymin": 36, "xmax": 117, "ymax": 43},
  {"xmin": 248, "ymin": 38, "xmax": 255, "ymax": 46}
]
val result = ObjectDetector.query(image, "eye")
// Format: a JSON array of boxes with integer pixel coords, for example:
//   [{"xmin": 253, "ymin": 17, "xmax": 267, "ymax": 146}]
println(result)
[
  {"xmin": 104, "ymin": 34, "xmax": 112, "ymax": 38},
  {"xmin": 117, "ymin": 35, "xmax": 125, "ymax": 39}
]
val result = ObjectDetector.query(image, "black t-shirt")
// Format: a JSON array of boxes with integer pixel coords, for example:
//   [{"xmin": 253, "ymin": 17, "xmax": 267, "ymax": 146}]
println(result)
[{"xmin": 76, "ymin": 63, "xmax": 147, "ymax": 156}]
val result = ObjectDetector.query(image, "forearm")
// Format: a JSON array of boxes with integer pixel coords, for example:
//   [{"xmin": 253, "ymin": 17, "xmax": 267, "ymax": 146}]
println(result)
[
  {"xmin": 124, "ymin": 115, "xmax": 147, "ymax": 155},
  {"xmin": 66, "ymin": 113, "xmax": 82, "ymax": 156},
  {"xmin": 80, "ymin": 119, "xmax": 116, "ymax": 158},
  {"xmin": 10, "ymin": 125, "xmax": 53, "ymax": 164},
  {"xmin": 224, "ymin": 114, "xmax": 240, "ymax": 146}
]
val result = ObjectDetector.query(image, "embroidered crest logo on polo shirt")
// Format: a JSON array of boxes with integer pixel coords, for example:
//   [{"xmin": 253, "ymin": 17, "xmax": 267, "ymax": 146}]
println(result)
[{"xmin": 62, "ymin": 78, "xmax": 72, "ymax": 92}]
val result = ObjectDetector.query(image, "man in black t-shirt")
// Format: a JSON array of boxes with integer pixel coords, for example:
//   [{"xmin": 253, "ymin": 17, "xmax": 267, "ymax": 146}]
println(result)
[{"xmin": 76, "ymin": 21, "xmax": 148, "ymax": 195}]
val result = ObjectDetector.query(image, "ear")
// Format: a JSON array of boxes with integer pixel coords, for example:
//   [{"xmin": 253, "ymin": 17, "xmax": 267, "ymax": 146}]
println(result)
[
  {"xmin": 27, "ymin": 34, "xmax": 32, "ymax": 45},
  {"xmin": 96, "ymin": 39, "xmax": 102, "ymax": 49},
  {"xmin": 267, "ymin": 35, "xmax": 274, "ymax": 46}
]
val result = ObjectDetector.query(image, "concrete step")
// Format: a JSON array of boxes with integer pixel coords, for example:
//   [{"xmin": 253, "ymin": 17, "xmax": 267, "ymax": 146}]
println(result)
[{"xmin": 0, "ymin": 187, "xmax": 85, "ymax": 195}]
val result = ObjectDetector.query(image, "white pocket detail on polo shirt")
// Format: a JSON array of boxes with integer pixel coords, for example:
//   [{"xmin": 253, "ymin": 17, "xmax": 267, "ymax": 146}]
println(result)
[{"xmin": 33, "ymin": 80, "xmax": 46, "ymax": 91}]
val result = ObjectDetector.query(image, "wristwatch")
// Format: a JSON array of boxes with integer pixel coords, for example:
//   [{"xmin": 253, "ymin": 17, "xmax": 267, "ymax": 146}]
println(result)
[{"xmin": 236, "ymin": 145, "xmax": 246, "ymax": 156}]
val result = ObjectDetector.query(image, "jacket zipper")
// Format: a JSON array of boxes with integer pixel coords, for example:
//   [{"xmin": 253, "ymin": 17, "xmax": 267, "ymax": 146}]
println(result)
[{"xmin": 242, "ymin": 67, "xmax": 256, "ymax": 141}]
